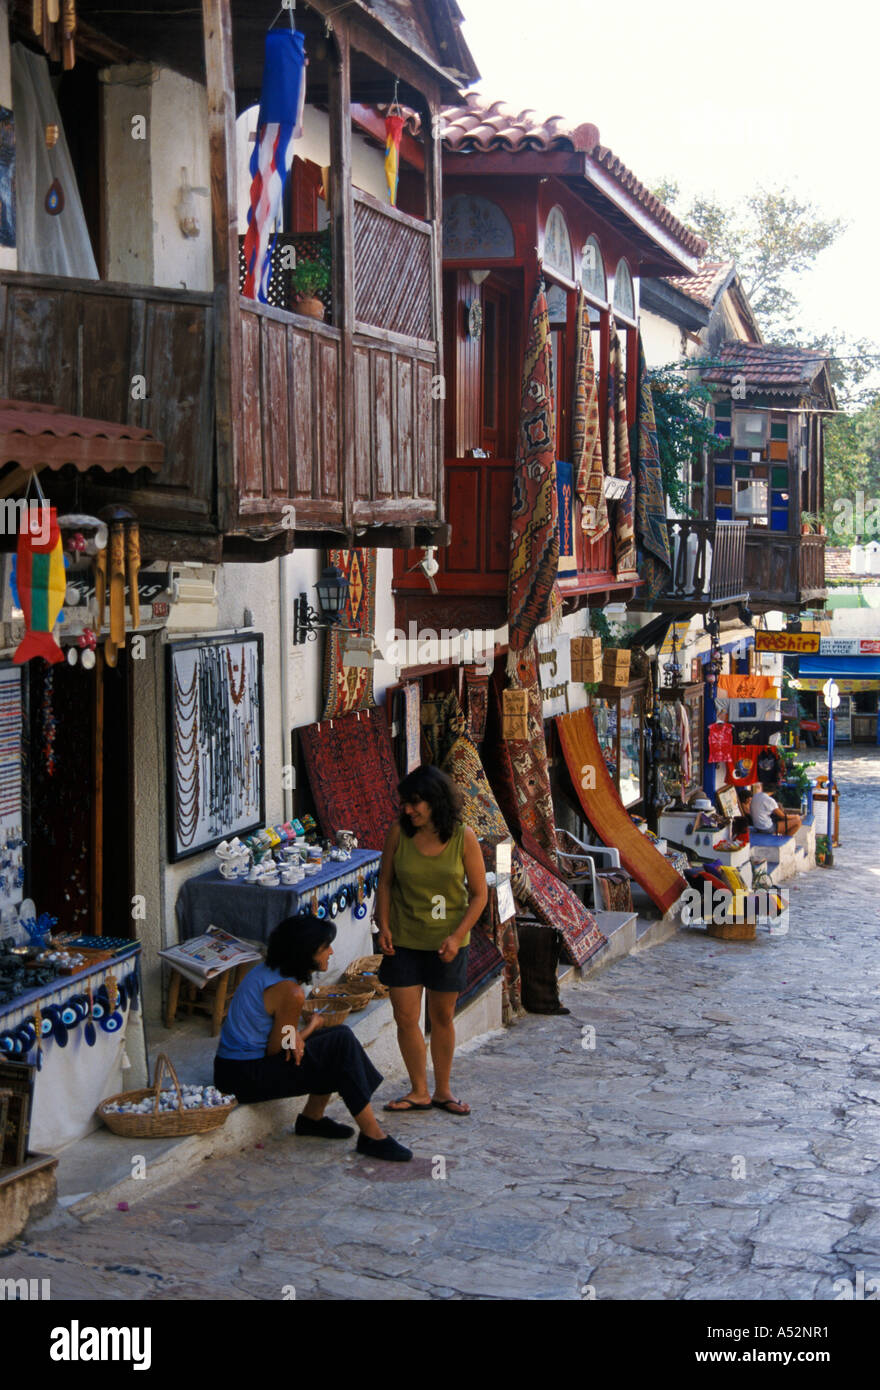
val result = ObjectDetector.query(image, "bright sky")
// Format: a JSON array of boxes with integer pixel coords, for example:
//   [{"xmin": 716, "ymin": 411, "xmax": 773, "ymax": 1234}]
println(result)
[{"xmin": 457, "ymin": 0, "xmax": 880, "ymax": 351}]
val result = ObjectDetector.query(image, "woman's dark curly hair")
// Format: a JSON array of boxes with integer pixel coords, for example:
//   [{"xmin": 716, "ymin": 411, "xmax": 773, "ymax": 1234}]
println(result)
[
  {"xmin": 398, "ymin": 763, "xmax": 463, "ymax": 842},
  {"xmin": 266, "ymin": 915, "xmax": 337, "ymax": 983}
]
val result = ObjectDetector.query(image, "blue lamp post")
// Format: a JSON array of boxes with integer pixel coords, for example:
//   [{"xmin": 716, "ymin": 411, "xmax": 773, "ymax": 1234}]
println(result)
[{"xmin": 822, "ymin": 680, "xmax": 839, "ymax": 867}]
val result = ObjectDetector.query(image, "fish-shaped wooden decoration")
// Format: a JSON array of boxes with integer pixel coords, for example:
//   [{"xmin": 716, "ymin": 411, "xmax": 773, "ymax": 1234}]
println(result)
[{"xmin": 12, "ymin": 503, "xmax": 66, "ymax": 664}]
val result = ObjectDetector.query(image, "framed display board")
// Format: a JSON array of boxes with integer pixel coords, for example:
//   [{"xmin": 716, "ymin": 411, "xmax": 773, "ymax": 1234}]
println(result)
[
  {"xmin": 166, "ymin": 634, "xmax": 265, "ymax": 862},
  {"xmin": 716, "ymin": 784, "xmax": 742, "ymax": 820}
]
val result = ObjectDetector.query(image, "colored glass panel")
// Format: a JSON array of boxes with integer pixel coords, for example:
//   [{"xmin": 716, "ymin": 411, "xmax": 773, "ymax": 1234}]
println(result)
[
  {"xmin": 733, "ymin": 449, "xmax": 750, "ymax": 462},
  {"xmin": 772, "ymin": 490, "xmax": 788, "ymax": 506},
  {"xmin": 715, "ymin": 488, "xmax": 732, "ymax": 504},
  {"xmin": 715, "ymin": 420, "xmax": 731, "ymax": 437},
  {"xmin": 716, "ymin": 506, "xmax": 732, "ymax": 521},
  {"xmin": 771, "ymin": 510, "xmax": 788, "ymax": 532},
  {"xmin": 735, "ymin": 465, "xmax": 750, "ymax": 478},
  {"xmin": 770, "ymin": 422, "xmax": 788, "ymax": 440},
  {"xmin": 715, "ymin": 400, "xmax": 731, "ymax": 418},
  {"xmin": 770, "ymin": 440, "xmax": 789, "ymax": 460},
  {"xmin": 771, "ymin": 466, "xmax": 788, "ymax": 487},
  {"xmin": 753, "ymin": 465, "xmax": 768, "ymax": 479},
  {"xmin": 715, "ymin": 465, "xmax": 732, "ymax": 486}
]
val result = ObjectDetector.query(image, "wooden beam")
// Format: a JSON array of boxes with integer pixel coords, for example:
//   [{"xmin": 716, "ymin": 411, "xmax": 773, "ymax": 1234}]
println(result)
[
  {"xmin": 328, "ymin": 31, "xmax": 356, "ymax": 532},
  {"xmin": 422, "ymin": 92, "xmax": 444, "ymax": 528},
  {"xmin": 202, "ymin": 0, "xmax": 241, "ymax": 538}
]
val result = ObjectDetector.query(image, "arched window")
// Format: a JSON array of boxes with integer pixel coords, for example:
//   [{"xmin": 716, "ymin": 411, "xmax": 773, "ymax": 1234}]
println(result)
[
  {"xmin": 581, "ymin": 236, "xmax": 606, "ymax": 301},
  {"xmin": 546, "ymin": 283, "xmax": 567, "ymax": 323},
  {"xmin": 612, "ymin": 259, "xmax": 635, "ymax": 318},
  {"xmin": 442, "ymin": 194, "xmax": 515, "ymax": 259},
  {"xmin": 543, "ymin": 205, "xmax": 574, "ymax": 279}
]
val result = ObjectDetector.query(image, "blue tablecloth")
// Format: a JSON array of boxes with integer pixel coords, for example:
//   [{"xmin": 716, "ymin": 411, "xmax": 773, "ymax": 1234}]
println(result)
[
  {"xmin": 175, "ymin": 849, "xmax": 382, "ymax": 946},
  {"xmin": 0, "ymin": 945, "xmax": 141, "ymax": 1023}
]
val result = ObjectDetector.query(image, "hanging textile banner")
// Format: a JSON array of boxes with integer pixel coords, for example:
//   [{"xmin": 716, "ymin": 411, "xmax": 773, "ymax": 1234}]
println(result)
[
  {"xmin": 506, "ymin": 281, "xmax": 559, "ymax": 670},
  {"xmin": 384, "ymin": 111, "xmax": 405, "ymax": 206},
  {"xmin": 0, "ymin": 107, "xmax": 14, "ymax": 248},
  {"xmin": 322, "ymin": 548, "xmax": 377, "ymax": 718},
  {"xmin": 729, "ymin": 721, "xmax": 784, "ymax": 747},
  {"xmin": 606, "ymin": 317, "xmax": 637, "ymax": 577},
  {"xmin": 716, "ymin": 674, "xmax": 780, "ymax": 699},
  {"xmin": 572, "ymin": 286, "xmax": 608, "ymax": 540},
  {"xmin": 555, "ymin": 460, "xmax": 577, "ymax": 575},
  {"xmin": 243, "ymin": 28, "xmax": 307, "ymax": 302},
  {"xmin": 634, "ymin": 344, "xmax": 671, "ymax": 601}
]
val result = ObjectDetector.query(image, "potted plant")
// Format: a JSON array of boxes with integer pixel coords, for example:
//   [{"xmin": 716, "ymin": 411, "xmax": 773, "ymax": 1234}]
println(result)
[
  {"xmin": 291, "ymin": 261, "xmax": 330, "ymax": 320},
  {"xmin": 800, "ymin": 510, "xmax": 818, "ymax": 535}
]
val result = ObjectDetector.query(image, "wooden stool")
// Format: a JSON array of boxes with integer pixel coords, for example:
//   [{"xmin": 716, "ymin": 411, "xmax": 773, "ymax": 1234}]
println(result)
[{"xmin": 165, "ymin": 960, "xmax": 255, "ymax": 1036}]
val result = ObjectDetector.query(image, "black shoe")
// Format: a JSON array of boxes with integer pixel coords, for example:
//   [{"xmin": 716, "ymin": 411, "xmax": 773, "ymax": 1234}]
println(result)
[
  {"xmin": 356, "ymin": 1132, "xmax": 413, "ymax": 1162},
  {"xmin": 295, "ymin": 1114, "xmax": 355, "ymax": 1139}
]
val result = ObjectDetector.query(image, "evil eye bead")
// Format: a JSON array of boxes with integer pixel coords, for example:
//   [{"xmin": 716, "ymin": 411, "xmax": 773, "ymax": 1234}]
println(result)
[
  {"xmin": 117, "ymin": 980, "xmax": 128, "ymax": 1011},
  {"xmin": 41, "ymin": 1015, "xmax": 53, "ymax": 1036},
  {"xmin": 354, "ymin": 903, "xmax": 367, "ymax": 920},
  {"xmin": 61, "ymin": 1004, "xmax": 78, "ymax": 1027},
  {"xmin": 315, "ymin": 899, "xmax": 327, "ymax": 921},
  {"xmin": 337, "ymin": 888, "xmax": 348, "ymax": 912},
  {"xmin": 18, "ymin": 1020, "xmax": 36, "ymax": 1047},
  {"xmin": 328, "ymin": 895, "xmax": 339, "ymax": 919},
  {"xmin": 0, "ymin": 1031, "xmax": 16, "ymax": 1054},
  {"xmin": 99, "ymin": 1011, "xmax": 123, "ymax": 1033},
  {"xmin": 52, "ymin": 1016, "xmax": 69, "ymax": 1047},
  {"xmin": 91, "ymin": 1000, "xmax": 105, "ymax": 1020}
]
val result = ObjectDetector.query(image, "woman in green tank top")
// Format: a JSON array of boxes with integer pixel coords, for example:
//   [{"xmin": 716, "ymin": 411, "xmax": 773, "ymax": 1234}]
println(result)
[{"xmin": 376, "ymin": 764, "xmax": 488, "ymax": 1116}]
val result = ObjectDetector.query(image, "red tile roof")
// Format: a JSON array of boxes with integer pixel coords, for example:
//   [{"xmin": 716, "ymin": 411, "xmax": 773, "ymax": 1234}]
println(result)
[
  {"xmin": 439, "ymin": 94, "xmax": 707, "ymax": 258},
  {"xmin": 0, "ymin": 400, "xmax": 164, "ymax": 472},
  {"xmin": 700, "ymin": 342, "xmax": 830, "ymax": 392},
  {"xmin": 664, "ymin": 261, "xmax": 733, "ymax": 308}
]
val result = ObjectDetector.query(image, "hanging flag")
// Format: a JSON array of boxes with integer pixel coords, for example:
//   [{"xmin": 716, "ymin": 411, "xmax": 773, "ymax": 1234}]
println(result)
[
  {"xmin": 384, "ymin": 112, "xmax": 405, "ymax": 206},
  {"xmin": 242, "ymin": 28, "xmax": 307, "ymax": 302}
]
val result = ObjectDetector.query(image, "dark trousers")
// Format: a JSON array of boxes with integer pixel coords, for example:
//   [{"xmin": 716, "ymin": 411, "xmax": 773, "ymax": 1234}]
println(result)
[{"xmin": 214, "ymin": 1025, "xmax": 383, "ymax": 1117}]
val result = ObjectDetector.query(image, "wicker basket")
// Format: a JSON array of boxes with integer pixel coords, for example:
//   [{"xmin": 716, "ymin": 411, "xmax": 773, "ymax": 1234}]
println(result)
[
  {"xmin": 345, "ymin": 955, "xmax": 389, "ymax": 999},
  {"xmin": 98, "ymin": 1052, "xmax": 237, "ymax": 1138},
  {"xmin": 302, "ymin": 998, "xmax": 352, "ymax": 1028},
  {"xmin": 310, "ymin": 979, "xmax": 374, "ymax": 1013}
]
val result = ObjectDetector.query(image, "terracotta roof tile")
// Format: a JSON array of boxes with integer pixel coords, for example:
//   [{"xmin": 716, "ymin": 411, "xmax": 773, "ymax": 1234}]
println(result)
[
  {"xmin": 439, "ymin": 94, "xmax": 706, "ymax": 257},
  {"xmin": 664, "ymin": 261, "xmax": 733, "ymax": 308},
  {"xmin": 0, "ymin": 400, "xmax": 164, "ymax": 472},
  {"xmin": 700, "ymin": 342, "xmax": 829, "ymax": 392}
]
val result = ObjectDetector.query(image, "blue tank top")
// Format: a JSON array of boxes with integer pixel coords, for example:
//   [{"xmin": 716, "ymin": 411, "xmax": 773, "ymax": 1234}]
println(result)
[{"xmin": 216, "ymin": 963, "xmax": 287, "ymax": 1061}]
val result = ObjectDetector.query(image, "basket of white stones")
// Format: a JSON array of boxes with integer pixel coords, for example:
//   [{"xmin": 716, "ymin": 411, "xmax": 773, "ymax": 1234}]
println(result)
[{"xmin": 98, "ymin": 1052, "xmax": 237, "ymax": 1138}]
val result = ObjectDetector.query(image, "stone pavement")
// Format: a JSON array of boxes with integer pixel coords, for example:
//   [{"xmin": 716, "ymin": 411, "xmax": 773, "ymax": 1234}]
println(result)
[{"xmin": 4, "ymin": 749, "xmax": 879, "ymax": 1300}]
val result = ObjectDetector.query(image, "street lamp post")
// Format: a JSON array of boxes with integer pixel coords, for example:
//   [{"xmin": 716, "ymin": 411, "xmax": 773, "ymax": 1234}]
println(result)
[{"xmin": 822, "ymin": 680, "xmax": 839, "ymax": 867}]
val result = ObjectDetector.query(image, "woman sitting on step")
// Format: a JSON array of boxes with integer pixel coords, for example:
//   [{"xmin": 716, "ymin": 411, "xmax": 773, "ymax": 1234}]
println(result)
[{"xmin": 214, "ymin": 915, "xmax": 411, "ymax": 1162}]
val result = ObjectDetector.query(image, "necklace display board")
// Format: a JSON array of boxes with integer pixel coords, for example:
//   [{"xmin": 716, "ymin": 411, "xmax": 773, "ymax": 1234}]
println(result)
[
  {"xmin": 0, "ymin": 666, "xmax": 26, "ymax": 927},
  {"xmin": 166, "ymin": 635, "xmax": 265, "ymax": 862}
]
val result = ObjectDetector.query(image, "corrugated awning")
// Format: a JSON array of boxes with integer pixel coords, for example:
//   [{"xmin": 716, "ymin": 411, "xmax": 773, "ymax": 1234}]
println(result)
[
  {"xmin": 0, "ymin": 400, "xmax": 164, "ymax": 473},
  {"xmin": 799, "ymin": 655, "xmax": 880, "ymax": 678}
]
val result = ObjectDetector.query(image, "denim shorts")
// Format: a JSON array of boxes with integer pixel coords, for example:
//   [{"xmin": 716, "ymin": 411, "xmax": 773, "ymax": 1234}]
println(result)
[{"xmin": 378, "ymin": 943, "xmax": 469, "ymax": 993}]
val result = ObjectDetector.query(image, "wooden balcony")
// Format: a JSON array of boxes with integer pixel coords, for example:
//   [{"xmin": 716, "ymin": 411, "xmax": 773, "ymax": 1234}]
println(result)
[
  {"xmin": 629, "ymin": 520, "xmax": 749, "ymax": 613},
  {"xmin": 744, "ymin": 531, "xmax": 826, "ymax": 613},
  {"xmin": 393, "ymin": 456, "xmax": 640, "ymax": 632},
  {"xmin": 0, "ymin": 192, "xmax": 444, "ymax": 560}
]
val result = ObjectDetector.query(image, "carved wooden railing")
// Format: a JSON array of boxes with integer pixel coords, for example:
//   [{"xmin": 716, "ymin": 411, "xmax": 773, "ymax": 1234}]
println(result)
[
  {"xmin": 666, "ymin": 519, "xmax": 748, "ymax": 603},
  {"xmin": 799, "ymin": 534, "xmax": 826, "ymax": 594}
]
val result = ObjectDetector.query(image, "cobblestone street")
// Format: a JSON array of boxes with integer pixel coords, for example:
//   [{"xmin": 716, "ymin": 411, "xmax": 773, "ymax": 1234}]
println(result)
[{"xmin": 5, "ymin": 749, "xmax": 880, "ymax": 1301}]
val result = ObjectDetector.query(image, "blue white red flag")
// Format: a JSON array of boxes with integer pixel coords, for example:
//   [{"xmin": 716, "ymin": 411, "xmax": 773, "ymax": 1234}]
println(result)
[{"xmin": 243, "ymin": 29, "xmax": 307, "ymax": 302}]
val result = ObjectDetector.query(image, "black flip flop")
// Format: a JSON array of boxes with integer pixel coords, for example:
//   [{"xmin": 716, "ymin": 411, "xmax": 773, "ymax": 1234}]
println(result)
[
  {"xmin": 382, "ymin": 1097, "xmax": 432, "ymax": 1112},
  {"xmin": 431, "ymin": 1097, "xmax": 471, "ymax": 1115}
]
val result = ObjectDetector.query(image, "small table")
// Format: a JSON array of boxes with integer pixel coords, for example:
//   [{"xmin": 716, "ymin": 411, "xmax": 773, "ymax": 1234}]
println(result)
[{"xmin": 165, "ymin": 960, "xmax": 257, "ymax": 1036}]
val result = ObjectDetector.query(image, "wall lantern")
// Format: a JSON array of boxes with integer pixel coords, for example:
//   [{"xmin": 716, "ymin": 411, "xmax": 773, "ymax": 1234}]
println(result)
[{"xmin": 293, "ymin": 565, "xmax": 361, "ymax": 645}]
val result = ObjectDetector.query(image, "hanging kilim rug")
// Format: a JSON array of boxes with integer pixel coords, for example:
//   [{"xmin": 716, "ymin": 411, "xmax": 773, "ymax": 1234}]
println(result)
[
  {"xmin": 507, "ymin": 652, "xmax": 559, "ymax": 868},
  {"xmin": 607, "ymin": 317, "xmax": 638, "ymax": 578},
  {"xmin": 572, "ymin": 285, "xmax": 609, "ymax": 541},
  {"xmin": 634, "ymin": 344, "xmax": 671, "ymax": 602},
  {"xmin": 401, "ymin": 682, "xmax": 421, "ymax": 773},
  {"xmin": 507, "ymin": 280, "xmax": 559, "ymax": 671},
  {"xmin": 322, "ymin": 547, "xmax": 377, "ymax": 718},
  {"xmin": 299, "ymin": 705, "xmax": 400, "ymax": 850},
  {"xmin": 512, "ymin": 846, "xmax": 608, "ymax": 969},
  {"xmin": 464, "ymin": 667, "xmax": 489, "ymax": 745}
]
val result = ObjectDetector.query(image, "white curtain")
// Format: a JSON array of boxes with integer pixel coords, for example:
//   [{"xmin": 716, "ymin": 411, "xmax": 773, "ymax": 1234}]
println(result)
[{"xmin": 11, "ymin": 43, "xmax": 98, "ymax": 279}]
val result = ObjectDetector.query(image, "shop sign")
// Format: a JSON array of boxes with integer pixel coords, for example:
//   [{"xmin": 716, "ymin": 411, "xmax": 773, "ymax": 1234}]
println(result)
[
  {"xmin": 537, "ymin": 630, "xmax": 571, "ymax": 718},
  {"xmin": 797, "ymin": 677, "xmax": 880, "ymax": 693},
  {"xmin": 818, "ymin": 637, "xmax": 880, "ymax": 656},
  {"xmin": 754, "ymin": 631, "xmax": 820, "ymax": 654}
]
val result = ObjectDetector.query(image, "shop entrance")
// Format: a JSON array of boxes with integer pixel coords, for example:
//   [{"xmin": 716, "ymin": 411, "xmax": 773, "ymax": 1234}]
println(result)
[{"xmin": 27, "ymin": 651, "xmax": 133, "ymax": 937}]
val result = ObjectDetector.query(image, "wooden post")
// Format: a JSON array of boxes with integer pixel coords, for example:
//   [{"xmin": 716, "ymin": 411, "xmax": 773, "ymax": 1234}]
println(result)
[
  {"xmin": 328, "ymin": 32, "xmax": 355, "ymax": 532},
  {"xmin": 202, "ymin": 0, "xmax": 242, "ymax": 536}
]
